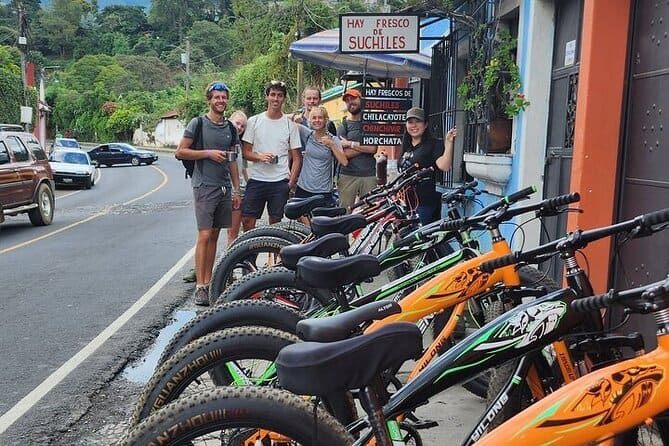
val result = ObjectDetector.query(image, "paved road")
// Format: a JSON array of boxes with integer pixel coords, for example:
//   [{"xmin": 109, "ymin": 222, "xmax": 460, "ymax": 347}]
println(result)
[{"xmin": 0, "ymin": 152, "xmax": 485, "ymax": 444}]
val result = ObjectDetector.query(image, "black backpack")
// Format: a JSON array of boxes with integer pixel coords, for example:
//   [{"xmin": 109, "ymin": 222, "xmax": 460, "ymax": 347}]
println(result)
[{"xmin": 179, "ymin": 116, "xmax": 238, "ymax": 179}]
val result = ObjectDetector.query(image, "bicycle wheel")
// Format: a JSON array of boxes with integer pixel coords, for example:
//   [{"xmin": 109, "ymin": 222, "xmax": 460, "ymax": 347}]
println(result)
[
  {"xmin": 229, "ymin": 225, "xmax": 303, "ymax": 248},
  {"xmin": 209, "ymin": 236, "xmax": 292, "ymax": 301},
  {"xmin": 130, "ymin": 326, "xmax": 299, "ymax": 427},
  {"xmin": 121, "ymin": 387, "xmax": 354, "ymax": 446},
  {"xmin": 274, "ymin": 220, "xmax": 312, "ymax": 238},
  {"xmin": 157, "ymin": 299, "xmax": 302, "ymax": 367},
  {"xmin": 216, "ymin": 266, "xmax": 332, "ymax": 312}
]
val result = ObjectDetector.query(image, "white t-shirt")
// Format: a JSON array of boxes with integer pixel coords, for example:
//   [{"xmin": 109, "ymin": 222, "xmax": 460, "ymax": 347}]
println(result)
[{"xmin": 243, "ymin": 112, "xmax": 302, "ymax": 182}]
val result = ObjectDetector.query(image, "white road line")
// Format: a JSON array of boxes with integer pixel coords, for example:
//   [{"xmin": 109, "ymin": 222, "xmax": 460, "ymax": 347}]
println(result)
[{"xmin": 0, "ymin": 246, "xmax": 195, "ymax": 434}]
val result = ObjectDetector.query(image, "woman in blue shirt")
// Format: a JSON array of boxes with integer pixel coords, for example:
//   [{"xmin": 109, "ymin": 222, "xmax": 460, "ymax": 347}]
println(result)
[{"xmin": 296, "ymin": 106, "xmax": 348, "ymax": 206}]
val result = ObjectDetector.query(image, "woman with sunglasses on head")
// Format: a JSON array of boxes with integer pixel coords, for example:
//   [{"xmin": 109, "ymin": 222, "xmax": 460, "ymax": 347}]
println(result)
[
  {"xmin": 175, "ymin": 81, "xmax": 242, "ymax": 306},
  {"xmin": 399, "ymin": 107, "xmax": 457, "ymax": 225},
  {"xmin": 294, "ymin": 106, "xmax": 348, "ymax": 214}
]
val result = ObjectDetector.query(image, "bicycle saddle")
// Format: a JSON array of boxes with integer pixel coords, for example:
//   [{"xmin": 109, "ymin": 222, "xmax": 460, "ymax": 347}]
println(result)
[
  {"xmin": 280, "ymin": 233, "xmax": 350, "ymax": 270},
  {"xmin": 310, "ymin": 214, "xmax": 367, "ymax": 237},
  {"xmin": 296, "ymin": 254, "xmax": 380, "ymax": 289},
  {"xmin": 311, "ymin": 206, "xmax": 347, "ymax": 217},
  {"xmin": 276, "ymin": 322, "xmax": 422, "ymax": 397},
  {"xmin": 296, "ymin": 301, "xmax": 401, "ymax": 342},
  {"xmin": 284, "ymin": 195, "xmax": 328, "ymax": 219}
]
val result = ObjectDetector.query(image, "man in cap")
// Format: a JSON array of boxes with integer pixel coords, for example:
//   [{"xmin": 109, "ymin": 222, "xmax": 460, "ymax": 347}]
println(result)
[{"xmin": 336, "ymin": 88, "xmax": 378, "ymax": 209}]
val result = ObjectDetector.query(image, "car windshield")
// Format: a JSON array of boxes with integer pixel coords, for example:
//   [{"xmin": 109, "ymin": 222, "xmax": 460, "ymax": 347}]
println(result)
[
  {"xmin": 57, "ymin": 139, "xmax": 80, "ymax": 148},
  {"xmin": 52, "ymin": 151, "xmax": 89, "ymax": 165}
]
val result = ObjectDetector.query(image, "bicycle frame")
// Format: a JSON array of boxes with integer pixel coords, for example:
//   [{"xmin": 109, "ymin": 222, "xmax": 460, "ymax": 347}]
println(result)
[{"xmin": 348, "ymin": 286, "xmax": 585, "ymax": 444}]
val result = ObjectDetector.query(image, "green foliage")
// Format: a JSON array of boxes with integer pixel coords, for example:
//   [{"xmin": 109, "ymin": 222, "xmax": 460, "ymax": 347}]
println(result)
[
  {"xmin": 0, "ymin": 67, "xmax": 24, "ymax": 123},
  {"xmin": 458, "ymin": 27, "xmax": 529, "ymax": 119}
]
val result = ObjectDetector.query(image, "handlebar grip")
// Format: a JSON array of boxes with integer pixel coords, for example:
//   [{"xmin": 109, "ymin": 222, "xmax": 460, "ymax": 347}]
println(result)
[
  {"xmin": 571, "ymin": 293, "xmax": 612, "ymax": 313},
  {"xmin": 642, "ymin": 207, "xmax": 669, "ymax": 227},
  {"xmin": 463, "ymin": 179, "xmax": 478, "ymax": 190},
  {"xmin": 393, "ymin": 232, "xmax": 424, "ymax": 250},
  {"xmin": 543, "ymin": 192, "xmax": 581, "ymax": 209},
  {"xmin": 479, "ymin": 254, "xmax": 517, "ymax": 273},
  {"xmin": 440, "ymin": 218, "xmax": 466, "ymax": 231},
  {"xmin": 641, "ymin": 281, "xmax": 669, "ymax": 301},
  {"xmin": 505, "ymin": 185, "xmax": 537, "ymax": 204}
]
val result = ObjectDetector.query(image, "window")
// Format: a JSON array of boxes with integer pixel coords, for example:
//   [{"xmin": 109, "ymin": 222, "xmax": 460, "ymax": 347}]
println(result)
[
  {"xmin": 24, "ymin": 137, "xmax": 47, "ymax": 161},
  {"xmin": 6, "ymin": 136, "xmax": 29, "ymax": 162},
  {"xmin": 0, "ymin": 142, "xmax": 9, "ymax": 164}
]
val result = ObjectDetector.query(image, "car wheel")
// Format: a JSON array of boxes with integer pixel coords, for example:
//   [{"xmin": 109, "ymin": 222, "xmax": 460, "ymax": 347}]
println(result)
[
  {"xmin": 146, "ymin": 161, "xmax": 153, "ymax": 165},
  {"xmin": 85, "ymin": 177, "xmax": 92, "ymax": 189},
  {"xmin": 131, "ymin": 157, "xmax": 140, "ymax": 166},
  {"xmin": 28, "ymin": 183, "xmax": 55, "ymax": 226}
]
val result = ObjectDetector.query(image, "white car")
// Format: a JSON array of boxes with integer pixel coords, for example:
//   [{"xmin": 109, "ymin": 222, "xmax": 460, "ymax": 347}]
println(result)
[
  {"xmin": 48, "ymin": 149, "xmax": 96, "ymax": 189},
  {"xmin": 53, "ymin": 137, "xmax": 81, "ymax": 151}
]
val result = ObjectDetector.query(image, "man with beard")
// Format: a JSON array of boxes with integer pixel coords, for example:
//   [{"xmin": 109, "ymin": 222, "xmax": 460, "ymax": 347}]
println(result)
[
  {"xmin": 176, "ymin": 81, "xmax": 242, "ymax": 306},
  {"xmin": 337, "ymin": 89, "xmax": 378, "ymax": 209},
  {"xmin": 241, "ymin": 80, "xmax": 302, "ymax": 230}
]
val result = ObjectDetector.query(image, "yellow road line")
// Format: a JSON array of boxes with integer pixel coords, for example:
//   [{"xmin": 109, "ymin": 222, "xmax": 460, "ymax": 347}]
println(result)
[{"xmin": 1, "ymin": 166, "xmax": 168, "ymax": 255}]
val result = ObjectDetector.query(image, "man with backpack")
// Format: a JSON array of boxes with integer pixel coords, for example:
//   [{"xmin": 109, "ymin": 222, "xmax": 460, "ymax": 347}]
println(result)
[{"xmin": 175, "ymin": 81, "xmax": 241, "ymax": 306}]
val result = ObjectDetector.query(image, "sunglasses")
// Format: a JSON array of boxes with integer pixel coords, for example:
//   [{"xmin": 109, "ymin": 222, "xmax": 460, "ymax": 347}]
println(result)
[
  {"xmin": 207, "ymin": 82, "xmax": 230, "ymax": 93},
  {"xmin": 269, "ymin": 80, "xmax": 286, "ymax": 87}
]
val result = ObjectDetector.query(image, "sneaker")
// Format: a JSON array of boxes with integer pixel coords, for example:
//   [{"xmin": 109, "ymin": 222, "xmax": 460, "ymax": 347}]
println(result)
[
  {"xmin": 194, "ymin": 286, "xmax": 210, "ymax": 306},
  {"xmin": 182, "ymin": 268, "xmax": 196, "ymax": 283}
]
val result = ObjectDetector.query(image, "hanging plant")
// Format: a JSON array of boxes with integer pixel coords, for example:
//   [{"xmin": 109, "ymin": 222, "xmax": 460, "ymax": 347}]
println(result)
[{"xmin": 458, "ymin": 26, "xmax": 529, "ymax": 119}]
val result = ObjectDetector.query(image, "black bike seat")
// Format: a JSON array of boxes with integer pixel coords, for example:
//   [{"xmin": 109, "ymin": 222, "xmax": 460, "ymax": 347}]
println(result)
[
  {"xmin": 296, "ymin": 254, "xmax": 380, "ymax": 289},
  {"xmin": 297, "ymin": 301, "xmax": 401, "ymax": 342},
  {"xmin": 312, "ymin": 207, "xmax": 347, "ymax": 218},
  {"xmin": 284, "ymin": 195, "xmax": 328, "ymax": 220},
  {"xmin": 276, "ymin": 322, "xmax": 422, "ymax": 396},
  {"xmin": 280, "ymin": 233, "xmax": 349, "ymax": 270},
  {"xmin": 310, "ymin": 214, "xmax": 367, "ymax": 237}
]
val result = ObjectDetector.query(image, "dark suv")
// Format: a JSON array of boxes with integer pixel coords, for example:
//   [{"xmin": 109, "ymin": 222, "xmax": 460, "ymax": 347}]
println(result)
[{"xmin": 0, "ymin": 124, "xmax": 55, "ymax": 227}]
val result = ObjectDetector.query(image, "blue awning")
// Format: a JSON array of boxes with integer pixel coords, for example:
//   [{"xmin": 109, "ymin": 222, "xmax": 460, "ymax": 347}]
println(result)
[{"xmin": 289, "ymin": 17, "xmax": 450, "ymax": 79}]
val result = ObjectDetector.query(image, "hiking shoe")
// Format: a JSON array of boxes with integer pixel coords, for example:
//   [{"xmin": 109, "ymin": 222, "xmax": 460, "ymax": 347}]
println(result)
[
  {"xmin": 194, "ymin": 286, "xmax": 210, "ymax": 306},
  {"xmin": 182, "ymin": 268, "xmax": 196, "ymax": 283}
]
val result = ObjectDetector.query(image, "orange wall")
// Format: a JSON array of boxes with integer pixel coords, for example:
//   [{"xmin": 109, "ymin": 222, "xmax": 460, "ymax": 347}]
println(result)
[{"xmin": 568, "ymin": 0, "xmax": 631, "ymax": 291}]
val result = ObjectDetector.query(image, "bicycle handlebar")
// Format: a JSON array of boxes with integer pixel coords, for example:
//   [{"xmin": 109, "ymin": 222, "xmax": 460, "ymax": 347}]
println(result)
[
  {"xmin": 441, "ymin": 180, "xmax": 479, "ymax": 204},
  {"xmin": 480, "ymin": 206, "xmax": 669, "ymax": 273},
  {"xmin": 442, "ymin": 192, "xmax": 579, "ymax": 233},
  {"xmin": 350, "ymin": 167, "xmax": 433, "ymax": 211},
  {"xmin": 571, "ymin": 277, "xmax": 669, "ymax": 313}
]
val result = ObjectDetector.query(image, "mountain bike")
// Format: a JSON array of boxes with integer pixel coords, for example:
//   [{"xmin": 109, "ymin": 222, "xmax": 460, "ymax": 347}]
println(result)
[
  {"xmin": 207, "ymin": 167, "xmax": 434, "ymax": 301},
  {"xmin": 119, "ymin": 206, "xmax": 669, "ymax": 445},
  {"xmin": 128, "ymin": 189, "xmax": 571, "ymax": 427}
]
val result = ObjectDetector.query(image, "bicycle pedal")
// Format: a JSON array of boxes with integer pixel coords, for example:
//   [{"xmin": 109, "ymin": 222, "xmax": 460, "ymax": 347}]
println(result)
[{"xmin": 405, "ymin": 412, "xmax": 438, "ymax": 430}]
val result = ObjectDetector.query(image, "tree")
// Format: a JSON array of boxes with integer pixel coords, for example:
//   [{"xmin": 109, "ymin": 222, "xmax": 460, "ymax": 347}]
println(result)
[
  {"xmin": 116, "ymin": 55, "xmax": 175, "ymax": 91},
  {"xmin": 35, "ymin": 0, "xmax": 93, "ymax": 57},
  {"xmin": 187, "ymin": 20, "xmax": 232, "ymax": 69},
  {"xmin": 149, "ymin": 0, "xmax": 208, "ymax": 42}
]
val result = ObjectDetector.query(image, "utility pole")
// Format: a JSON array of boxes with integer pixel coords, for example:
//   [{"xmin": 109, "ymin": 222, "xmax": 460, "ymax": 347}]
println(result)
[{"xmin": 181, "ymin": 38, "xmax": 191, "ymax": 104}]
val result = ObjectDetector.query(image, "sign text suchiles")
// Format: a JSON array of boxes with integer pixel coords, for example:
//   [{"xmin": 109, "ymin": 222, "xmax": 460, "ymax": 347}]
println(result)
[{"xmin": 339, "ymin": 14, "xmax": 420, "ymax": 54}]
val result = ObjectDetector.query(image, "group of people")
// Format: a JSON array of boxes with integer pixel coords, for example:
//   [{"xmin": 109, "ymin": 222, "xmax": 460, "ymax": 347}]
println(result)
[{"xmin": 175, "ymin": 80, "xmax": 457, "ymax": 306}]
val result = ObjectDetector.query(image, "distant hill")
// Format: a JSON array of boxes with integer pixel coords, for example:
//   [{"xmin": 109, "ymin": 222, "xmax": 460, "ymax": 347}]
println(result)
[{"xmin": 0, "ymin": 0, "xmax": 151, "ymax": 10}]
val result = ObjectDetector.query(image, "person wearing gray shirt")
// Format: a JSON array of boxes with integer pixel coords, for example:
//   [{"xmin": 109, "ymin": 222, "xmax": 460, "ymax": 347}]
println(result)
[
  {"xmin": 336, "ymin": 89, "xmax": 378, "ymax": 209},
  {"xmin": 175, "ymin": 81, "xmax": 241, "ymax": 306},
  {"xmin": 295, "ymin": 106, "xmax": 348, "ymax": 206}
]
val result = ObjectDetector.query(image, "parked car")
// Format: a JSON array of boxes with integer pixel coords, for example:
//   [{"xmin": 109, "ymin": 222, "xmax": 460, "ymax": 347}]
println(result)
[
  {"xmin": 53, "ymin": 137, "xmax": 81, "ymax": 151},
  {"xmin": 0, "ymin": 126, "xmax": 55, "ymax": 227},
  {"xmin": 49, "ymin": 149, "xmax": 96, "ymax": 189},
  {"xmin": 87, "ymin": 143, "xmax": 158, "ymax": 167}
]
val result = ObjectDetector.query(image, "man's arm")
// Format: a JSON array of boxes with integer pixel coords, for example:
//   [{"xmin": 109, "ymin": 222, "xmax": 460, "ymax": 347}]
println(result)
[
  {"xmin": 242, "ymin": 140, "xmax": 274, "ymax": 163},
  {"xmin": 288, "ymin": 149, "xmax": 302, "ymax": 189},
  {"xmin": 175, "ymin": 136, "xmax": 226, "ymax": 163}
]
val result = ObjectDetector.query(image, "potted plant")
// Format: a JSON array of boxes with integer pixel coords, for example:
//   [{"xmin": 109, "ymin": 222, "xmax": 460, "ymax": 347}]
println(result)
[{"xmin": 458, "ymin": 26, "xmax": 529, "ymax": 152}]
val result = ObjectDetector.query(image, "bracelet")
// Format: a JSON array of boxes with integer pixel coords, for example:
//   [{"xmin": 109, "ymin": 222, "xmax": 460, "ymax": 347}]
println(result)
[{"xmin": 232, "ymin": 190, "xmax": 242, "ymax": 196}]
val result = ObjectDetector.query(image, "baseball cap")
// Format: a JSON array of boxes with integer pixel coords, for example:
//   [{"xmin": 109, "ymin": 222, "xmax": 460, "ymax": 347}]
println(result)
[
  {"xmin": 343, "ymin": 89, "xmax": 362, "ymax": 100},
  {"xmin": 405, "ymin": 107, "xmax": 426, "ymax": 121}
]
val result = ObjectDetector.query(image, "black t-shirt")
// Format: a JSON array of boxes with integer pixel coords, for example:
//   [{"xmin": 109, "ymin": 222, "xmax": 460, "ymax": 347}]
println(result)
[{"xmin": 399, "ymin": 137, "xmax": 443, "ymax": 205}]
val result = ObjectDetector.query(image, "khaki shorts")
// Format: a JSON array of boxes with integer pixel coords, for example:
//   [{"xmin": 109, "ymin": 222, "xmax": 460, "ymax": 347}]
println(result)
[
  {"xmin": 193, "ymin": 185, "xmax": 232, "ymax": 230},
  {"xmin": 337, "ymin": 174, "xmax": 377, "ymax": 209}
]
